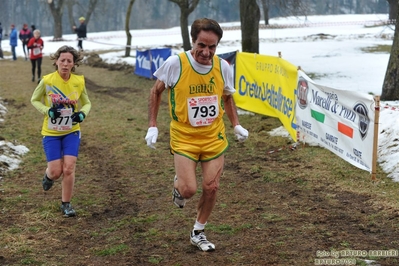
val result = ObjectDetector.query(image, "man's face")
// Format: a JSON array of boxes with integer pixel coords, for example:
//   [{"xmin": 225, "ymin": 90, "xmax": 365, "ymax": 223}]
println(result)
[{"xmin": 191, "ymin": 30, "xmax": 219, "ymax": 65}]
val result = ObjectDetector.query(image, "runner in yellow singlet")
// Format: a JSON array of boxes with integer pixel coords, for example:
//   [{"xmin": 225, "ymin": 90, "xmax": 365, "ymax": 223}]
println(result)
[
  {"xmin": 145, "ymin": 18, "xmax": 249, "ymax": 252},
  {"xmin": 31, "ymin": 45, "xmax": 91, "ymax": 217}
]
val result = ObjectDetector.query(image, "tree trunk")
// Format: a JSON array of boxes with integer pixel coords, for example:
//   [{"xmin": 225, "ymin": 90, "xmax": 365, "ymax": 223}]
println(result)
[
  {"xmin": 387, "ymin": 0, "xmax": 398, "ymax": 20},
  {"xmin": 169, "ymin": 0, "xmax": 200, "ymax": 51},
  {"xmin": 180, "ymin": 8, "xmax": 191, "ymax": 51},
  {"xmin": 240, "ymin": 0, "xmax": 260, "ymax": 53},
  {"xmin": 66, "ymin": 0, "xmax": 76, "ymax": 30},
  {"xmin": 260, "ymin": 0, "xmax": 269, "ymax": 25},
  {"xmin": 84, "ymin": 0, "xmax": 100, "ymax": 25},
  {"xmin": 125, "ymin": 0, "xmax": 135, "ymax": 57},
  {"xmin": 48, "ymin": 0, "xmax": 65, "ymax": 40},
  {"xmin": 381, "ymin": 2, "xmax": 399, "ymax": 100}
]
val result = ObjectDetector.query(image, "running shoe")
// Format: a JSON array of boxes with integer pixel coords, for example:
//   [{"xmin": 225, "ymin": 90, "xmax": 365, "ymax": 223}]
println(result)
[
  {"xmin": 42, "ymin": 174, "xmax": 54, "ymax": 191},
  {"xmin": 60, "ymin": 203, "xmax": 76, "ymax": 217},
  {"xmin": 172, "ymin": 176, "xmax": 186, "ymax": 208},
  {"xmin": 190, "ymin": 230, "xmax": 215, "ymax": 252}
]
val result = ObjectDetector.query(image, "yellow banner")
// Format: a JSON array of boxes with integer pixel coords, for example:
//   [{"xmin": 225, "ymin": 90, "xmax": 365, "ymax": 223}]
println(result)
[{"xmin": 234, "ymin": 52, "xmax": 298, "ymax": 141}]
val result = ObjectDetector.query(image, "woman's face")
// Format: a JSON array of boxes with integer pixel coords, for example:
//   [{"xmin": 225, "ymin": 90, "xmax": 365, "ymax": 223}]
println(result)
[
  {"xmin": 34, "ymin": 32, "xmax": 40, "ymax": 39},
  {"xmin": 56, "ymin": 52, "xmax": 74, "ymax": 76}
]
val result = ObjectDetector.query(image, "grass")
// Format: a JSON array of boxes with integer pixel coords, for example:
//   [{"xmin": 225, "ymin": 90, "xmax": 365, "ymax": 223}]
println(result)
[
  {"xmin": 1, "ymin": 52, "xmax": 399, "ymax": 265},
  {"xmin": 360, "ymin": 44, "xmax": 391, "ymax": 53}
]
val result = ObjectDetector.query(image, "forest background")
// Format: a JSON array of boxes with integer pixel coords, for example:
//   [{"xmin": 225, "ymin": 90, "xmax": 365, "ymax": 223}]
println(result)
[{"xmin": 0, "ymin": 0, "xmax": 390, "ymax": 38}]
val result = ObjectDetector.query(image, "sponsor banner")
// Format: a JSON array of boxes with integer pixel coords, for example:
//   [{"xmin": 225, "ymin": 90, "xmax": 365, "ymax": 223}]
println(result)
[
  {"xmin": 234, "ymin": 52, "xmax": 298, "ymax": 141},
  {"xmin": 135, "ymin": 48, "xmax": 171, "ymax": 79},
  {"xmin": 296, "ymin": 70, "xmax": 375, "ymax": 171}
]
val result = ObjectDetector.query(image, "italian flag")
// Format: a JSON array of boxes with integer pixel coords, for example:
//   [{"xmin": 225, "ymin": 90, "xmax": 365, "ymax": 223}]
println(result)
[{"xmin": 311, "ymin": 109, "xmax": 353, "ymax": 138}]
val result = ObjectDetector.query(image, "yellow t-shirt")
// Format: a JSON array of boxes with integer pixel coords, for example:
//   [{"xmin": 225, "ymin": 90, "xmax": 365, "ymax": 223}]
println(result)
[{"xmin": 31, "ymin": 71, "xmax": 91, "ymax": 136}]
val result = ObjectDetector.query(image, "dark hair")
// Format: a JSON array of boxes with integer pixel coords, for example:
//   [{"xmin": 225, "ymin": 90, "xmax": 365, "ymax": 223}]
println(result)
[
  {"xmin": 190, "ymin": 18, "xmax": 223, "ymax": 44},
  {"xmin": 50, "ymin": 45, "xmax": 83, "ymax": 72}
]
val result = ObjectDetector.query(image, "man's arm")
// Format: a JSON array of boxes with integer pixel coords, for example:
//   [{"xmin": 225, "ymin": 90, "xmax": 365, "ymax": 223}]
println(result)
[
  {"xmin": 148, "ymin": 79, "xmax": 166, "ymax": 127},
  {"xmin": 223, "ymin": 94, "xmax": 240, "ymax": 127}
]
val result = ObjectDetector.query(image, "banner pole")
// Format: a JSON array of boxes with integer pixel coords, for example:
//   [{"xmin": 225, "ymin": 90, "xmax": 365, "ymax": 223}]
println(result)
[{"xmin": 371, "ymin": 96, "xmax": 380, "ymax": 181}]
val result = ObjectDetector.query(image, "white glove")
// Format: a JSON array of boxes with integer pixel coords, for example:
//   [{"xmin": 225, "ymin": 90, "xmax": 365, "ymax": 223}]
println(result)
[
  {"xmin": 145, "ymin": 127, "xmax": 158, "ymax": 149},
  {"xmin": 234, "ymin": 125, "xmax": 248, "ymax": 142}
]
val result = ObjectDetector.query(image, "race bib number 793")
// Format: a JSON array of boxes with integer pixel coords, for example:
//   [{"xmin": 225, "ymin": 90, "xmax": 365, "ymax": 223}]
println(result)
[{"xmin": 187, "ymin": 95, "xmax": 219, "ymax": 127}]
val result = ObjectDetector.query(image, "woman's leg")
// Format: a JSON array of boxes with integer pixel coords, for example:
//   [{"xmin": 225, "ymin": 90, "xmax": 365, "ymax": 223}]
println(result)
[
  {"xmin": 31, "ymin": 59, "xmax": 36, "ymax": 81},
  {"xmin": 37, "ymin": 57, "xmax": 42, "ymax": 80}
]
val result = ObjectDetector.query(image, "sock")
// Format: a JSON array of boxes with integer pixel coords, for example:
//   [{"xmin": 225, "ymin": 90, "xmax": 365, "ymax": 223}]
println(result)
[
  {"xmin": 61, "ymin": 201, "xmax": 70, "ymax": 206},
  {"xmin": 193, "ymin": 220, "xmax": 206, "ymax": 233},
  {"xmin": 45, "ymin": 173, "xmax": 52, "ymax": 181}
]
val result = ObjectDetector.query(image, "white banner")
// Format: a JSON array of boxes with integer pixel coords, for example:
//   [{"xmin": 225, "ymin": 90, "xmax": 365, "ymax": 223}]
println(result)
[{"xmin": 295, "ymin": 70, "xmax": 376, "ymax": 172}]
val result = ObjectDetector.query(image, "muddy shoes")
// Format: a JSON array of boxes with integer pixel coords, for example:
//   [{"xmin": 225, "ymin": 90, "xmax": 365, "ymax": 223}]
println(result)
[
  {"xmin": 190, "ymin": 230, "xmax": 215, "ymax": 252},
  {"xmin": 42, "ymin": 174, "xmax": 54, "ymax": 191},
  {"xmin": 60, "ymin": 203, "xmax": 76, "ymax": 217}
]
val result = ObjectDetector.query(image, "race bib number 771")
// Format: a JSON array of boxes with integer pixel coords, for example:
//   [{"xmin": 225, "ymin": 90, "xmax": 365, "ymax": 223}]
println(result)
[{"xmin": 187, "ymin": 95, "xmax": 219, "ymax": 127}]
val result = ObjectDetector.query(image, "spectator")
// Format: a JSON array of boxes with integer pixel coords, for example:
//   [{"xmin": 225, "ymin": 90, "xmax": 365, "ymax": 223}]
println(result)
[
  {"xmin": 9, "ymin": 24, "xmax": 18, "ymax": 61},
  {"xmin": 31, "ymin": 24, "xmax": 36, "ymax": 32},
  {"xmin": 27, "ymin": 29, "xmax": 44, "ymax": 83},
  {"xmin": 72, "ymin": 17, "xmax": 87, "ymax": 51},
  {"xmin": 19, "ymin": 23, "xmax": 32, "ymax": 60}
]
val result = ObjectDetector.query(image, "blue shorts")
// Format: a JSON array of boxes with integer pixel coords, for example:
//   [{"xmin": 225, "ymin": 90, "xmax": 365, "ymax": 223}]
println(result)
[{"xmin": 42, "ymin": 131, "xmax": 81, "ymax": 162}]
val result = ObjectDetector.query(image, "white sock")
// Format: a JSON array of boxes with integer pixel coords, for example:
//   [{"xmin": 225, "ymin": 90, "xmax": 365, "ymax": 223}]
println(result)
[{"xmin": 193, "ymin": 220, "xmax": 206, "ymax": 231}]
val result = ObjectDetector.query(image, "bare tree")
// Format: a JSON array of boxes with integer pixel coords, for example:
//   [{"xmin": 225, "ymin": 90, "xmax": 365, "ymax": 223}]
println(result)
[
  {"xmin": 259, "ymin": 0, "xmax": 308, "ymax": 25},
  {"xmin": 48, "ymin": 0, "xmax": 66, "ymax": 40},
  {"xmin": 387, "ymin": 0, "xmax": 398, "ymax": 20},
  {"xmin": 381, "ymin": 1, "xmax": 399, "ymax": 100},
  {"xmin": 125, "ymin": 0, "xmax": 136, "ymax": 57},
  {"xmin": 240, "ymin": 0, "xmax": 260, "ymax": 53},
  {"xmin": 71, "ymin": 0, "xmax": 100, "ymax": 26},
  {"xmin": 66, "ymin": 0, "xmax": 77, "ymax": 28},
  {"xmin": 48, "ymin": 0, "xmax": 99, "ymax": 40},
  {"xmin": 259, "ymin": 0, "xmax": 270, "ymax": 25},
  {"xmin": 169, "ymin": 0, "xmax": 200, "ymax": 51}
]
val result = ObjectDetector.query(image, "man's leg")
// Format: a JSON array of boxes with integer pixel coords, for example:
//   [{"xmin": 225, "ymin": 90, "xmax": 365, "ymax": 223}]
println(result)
[
  {"xmin": 188, "ymin": 155, "xmax": 223, "ymax": 252},
  {"xmin": 196, "ymin": 155, "xmax": 224, "ymax": 224},
  {"xmin": 173, "ymin": 154, "xmax": 197, "ymax": 201},
  {"xmin": 11, "ymin": 46, "xmax": 16, "ymax": 60}
]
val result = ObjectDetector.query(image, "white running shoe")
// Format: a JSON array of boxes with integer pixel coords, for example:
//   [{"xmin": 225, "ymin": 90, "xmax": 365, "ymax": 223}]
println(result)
[
  {"xmin": 190, "ymin": 230, "xmax": 215, "ymax": 252},
  {"xmin": 172, "ymin": 176, "xmax": 186, "ymax": 208}
]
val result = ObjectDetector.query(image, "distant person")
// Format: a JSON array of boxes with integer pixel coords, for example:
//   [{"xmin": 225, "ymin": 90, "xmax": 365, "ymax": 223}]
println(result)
[
  {"xmin": 19, "ymin": 24, "xmax": 32, "ymax": 60},
  {"xmin": 31, "ymin": 24, "xmax": 36, "ymax": 32},
  {"xmin": 145, "ymin": 18, "xmax": 249, "ymax": 251},
  {"xmin": 31, "ymin": 45, "xmax": 92, "ymax": 217},
  {"xmin": 72, "ymin": 17, "xmax": 87, "ymax": 51},
  {"xmin": 0, "ymin": 22, "xmax": 3, "ymax": 59},
  {"xmin": 9, "ymin": 24, "xmax": 18, "ymax": 61},
  {"xmin": 27, "ymin": 29, "xmax": 44, "ymax": 82}
]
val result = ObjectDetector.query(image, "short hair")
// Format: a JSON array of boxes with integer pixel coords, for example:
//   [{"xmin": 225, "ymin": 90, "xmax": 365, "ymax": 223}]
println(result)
[
  {"xmin": 50, "ymin": 45, "xmax": 83, "ymax": 72},
  {"xmin": 33, "ymin": 29, "xmax": 41, "ymax": 35},
  {"xmin": 190, "ymin": 18, "xmax": 223, "ymax": 44}
]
